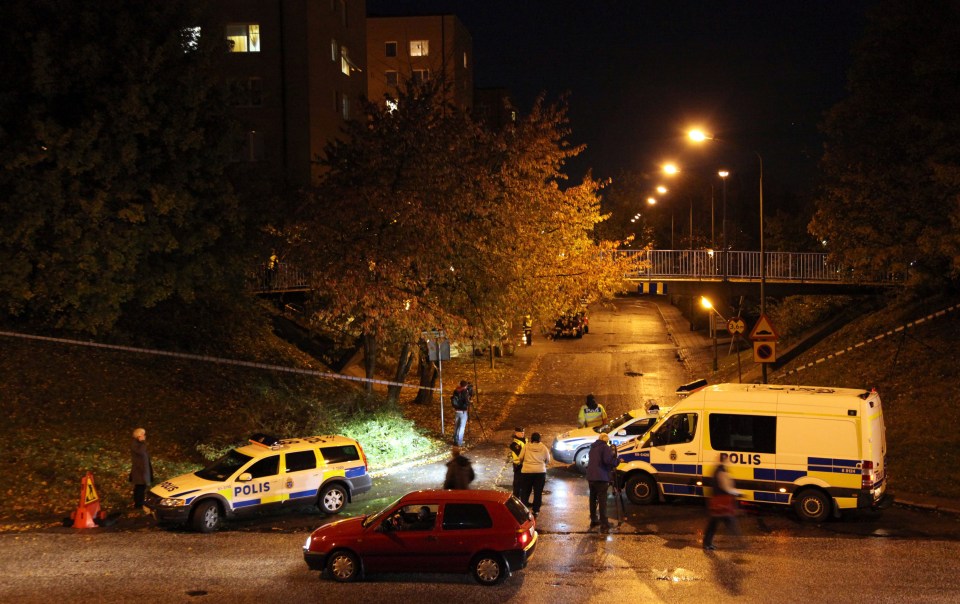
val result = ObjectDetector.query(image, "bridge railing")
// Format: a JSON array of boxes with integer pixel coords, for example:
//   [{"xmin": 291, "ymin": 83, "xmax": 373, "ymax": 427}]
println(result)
[
  {"xmin": 251, "ymin": 263, "xmax": 310, "ymax": 292},
  {"xmin": 619, "ymin": 249, "xmax": 899, "ymax": 284}
]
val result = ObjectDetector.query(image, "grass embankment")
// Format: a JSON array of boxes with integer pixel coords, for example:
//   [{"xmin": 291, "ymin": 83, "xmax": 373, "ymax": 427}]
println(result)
[
  {"xmin": 0, "ymin": 306, "xmax": 453, "ymax": 526},
  {"xmin": 715, "ymin": 293, "xmax": 960, "ymax": 500}
]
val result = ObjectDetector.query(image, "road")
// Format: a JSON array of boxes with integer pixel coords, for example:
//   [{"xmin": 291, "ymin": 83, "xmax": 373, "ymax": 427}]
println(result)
[{"xmin": 4, "ymin": 296, "xmax": 960, "ymax": 602}]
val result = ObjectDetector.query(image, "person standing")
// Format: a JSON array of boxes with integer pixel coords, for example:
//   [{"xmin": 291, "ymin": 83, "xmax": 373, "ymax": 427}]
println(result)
[
  {"xmin": 578, "ymin": 394, "xmax": 608, "ymax": 428},
  {"xmin": 518, "ymin": 432, "xmax": 551, "ymax": 517},
  {"xmin": 130, "ymin": 427, "xmax": 153, "ymax": 513},
  {"xmin": 703, "ymin": 452, "xmax": 742, "ymax": 550},
  {"xmin": 586, "ymin": 433, "xmax": 619, "ymax": 532},
  {"xmin": 451, "ymin": 380, "xmax": 472, "ymax": 446},
  {"xmin": 443, "ymin": 446, "xmax": 475, "ymax": 490},
  {"xmin": 507, "ymin": 426, "xmax": 526, "ymax": 497}
]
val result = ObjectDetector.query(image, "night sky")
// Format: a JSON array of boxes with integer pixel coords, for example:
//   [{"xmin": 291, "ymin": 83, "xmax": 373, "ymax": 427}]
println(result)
[{"xmin": 367, "ymin": 0, "xmax": 875, "ymax": 194}]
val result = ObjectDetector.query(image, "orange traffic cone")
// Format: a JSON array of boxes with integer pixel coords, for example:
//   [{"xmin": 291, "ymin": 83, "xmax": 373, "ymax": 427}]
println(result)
[{"xmin": 71, "ymin": 471, "xmax": 103, "ymax": 529}]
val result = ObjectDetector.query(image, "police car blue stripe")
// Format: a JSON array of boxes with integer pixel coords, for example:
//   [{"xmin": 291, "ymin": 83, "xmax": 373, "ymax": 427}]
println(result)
[
  {"xmin": 755, "ymin": 491, "xmax": 790, "ymax": 504},
  {"xmin": 662, "ymin": 484, "xmax": 698, "ymax": 495},
  {"xmin": 289, "ymin": 489, "xmax": 315, "ymax": 500},
  {"xmin": 233, "ymin": 499, "xmax": 261, "ymax": 509},
  {"xmin": 776, "ymin": 469, "xmax": 806, "ymax": 482},
  {"xmin": 345, "ymin": 466, "xmax": 366, "ymax": 478}
]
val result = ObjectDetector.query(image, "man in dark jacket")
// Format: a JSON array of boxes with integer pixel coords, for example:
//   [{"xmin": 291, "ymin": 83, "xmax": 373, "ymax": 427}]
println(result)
[
  {"xmin": 130, "ymin": 427, "xmax": 153, "ymax": 513},
  {"xmin": 443, "ymin": 446, "xmax": 475, "ymax": 490},
  {"xmin": 585, "ymin": 433, "xmax": 619, "ymax": 531}
]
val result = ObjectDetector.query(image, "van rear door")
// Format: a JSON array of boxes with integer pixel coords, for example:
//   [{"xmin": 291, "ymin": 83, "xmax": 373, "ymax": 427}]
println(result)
[{"xmin": 862, "ymin": 391, "xmax": 887, "ymax": 501}]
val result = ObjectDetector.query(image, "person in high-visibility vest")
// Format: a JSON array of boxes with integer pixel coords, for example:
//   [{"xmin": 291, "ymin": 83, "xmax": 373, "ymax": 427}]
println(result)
[{"xmin": 578, "ymin": 394, "xmax": 607, "ymax": 428}]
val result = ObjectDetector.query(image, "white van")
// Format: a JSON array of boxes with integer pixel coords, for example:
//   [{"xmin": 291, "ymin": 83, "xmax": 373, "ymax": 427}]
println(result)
[{"xmin": 615, "ymin": 383, "xmax": 890, "ymax": 521}]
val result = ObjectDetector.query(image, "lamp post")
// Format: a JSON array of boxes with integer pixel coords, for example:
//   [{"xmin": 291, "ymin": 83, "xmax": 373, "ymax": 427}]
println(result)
[
  {"xmin": 662, "ymin": 163, "xmax": 693, "ymax": 250},
  {"xmin": 689, "ymin": 129, "xmax": 766, "ymax": 382},
  {"xmin": 718, "ymin": 170, "xmax": 729, "ymax": 281},
  {"xmin": 700, "ymin": 296, "xmax": 726, "ymax": 372}
]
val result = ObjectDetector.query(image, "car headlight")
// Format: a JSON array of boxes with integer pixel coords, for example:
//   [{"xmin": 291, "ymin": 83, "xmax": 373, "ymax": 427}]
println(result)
[
  {"xmin": 158, "ymin": 497, "xmax": 186, "ymax": 507},
  {"xmin": 553, "ymin": 439, "xmax": 578, "ymax": 451}
]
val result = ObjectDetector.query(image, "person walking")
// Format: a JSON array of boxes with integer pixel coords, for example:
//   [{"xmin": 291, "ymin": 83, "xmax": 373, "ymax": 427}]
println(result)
[
  {"xmin": 129, "ymin": 427, "xmax": 153, "ymax": 514},
  {"xmin": 443, "ymin": 446, "xmax": 475, "ymax": 490},
  {"xmin": 451, "ymin": 380, "xmax": 472, "ymax": 446},
  {"xmin": 578, "ymin": 394, "xmax": 608, "ymax": 428},
  {"xmin": 518, "ymin": 432, "xmax": 551, "ymax": 517},
  {"xmin": 507, "ymin": 426, "xmax": 526, "ymax": 498},
  {"xmin": 703, "ymin": 452, "xmax": 743, "ymax": 550},
  {"xmin": 586, "ymin": 433, "xmax": 620, "ymax": 532}
]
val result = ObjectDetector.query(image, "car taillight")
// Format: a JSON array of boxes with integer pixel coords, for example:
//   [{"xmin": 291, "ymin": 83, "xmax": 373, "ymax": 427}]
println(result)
[
  {"xmin": 357, "ymin": 442, "xmax": 369, "ymax": 470},
  {"xmin": 517, "ymin": 528, "xmax": 530, "ymax": 546},
  {"xmin": 861, "ymin": 460, "xmax": 875, "ymax": 490}
]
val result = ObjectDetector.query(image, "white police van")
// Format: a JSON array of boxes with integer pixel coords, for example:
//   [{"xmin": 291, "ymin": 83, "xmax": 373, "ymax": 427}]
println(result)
[
  {"xmin": 615, "ymin": 383, "xmax": 890, "ymax": 521},
  {"xmin": 146, "ymin": 433, "xmax": 372, "ymax": 532}
]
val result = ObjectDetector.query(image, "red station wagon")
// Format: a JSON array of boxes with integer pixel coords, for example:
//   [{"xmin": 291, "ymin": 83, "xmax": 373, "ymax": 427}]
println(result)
[{"xmin": 303, "ymin": 489, "xmax": 538, "ymax": 585}]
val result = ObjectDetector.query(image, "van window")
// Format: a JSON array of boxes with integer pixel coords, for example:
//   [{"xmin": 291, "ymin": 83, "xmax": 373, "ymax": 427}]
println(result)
[
  {"xmin": 709, "ymin": 414, "xmax": 776, "ymax": 454},
  {"xmin": 652, "ymin": 413, "xmax": 698, "ymax": 446}
]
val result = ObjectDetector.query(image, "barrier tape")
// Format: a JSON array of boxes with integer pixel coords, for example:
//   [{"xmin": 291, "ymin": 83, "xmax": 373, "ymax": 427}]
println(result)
[
  {"xmin": 0, "ymin": 330, "xmax": 439, "ymax": 391},
  {"xmin": 777, "ymin": 304, "xmax": 959, "ymax": 379}
]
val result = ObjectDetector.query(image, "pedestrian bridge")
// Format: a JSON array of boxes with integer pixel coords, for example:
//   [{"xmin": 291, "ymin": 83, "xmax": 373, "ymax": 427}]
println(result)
[{"xmin": 618, "ymin": 249, "xmax": 899, "ymax": 297}]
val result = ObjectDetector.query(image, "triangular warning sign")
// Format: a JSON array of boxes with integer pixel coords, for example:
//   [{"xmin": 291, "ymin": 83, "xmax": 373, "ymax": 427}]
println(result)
[
  {"xmin": 83, "ymin": 475, "xmax": 99, "ymax": 505},
  {"xmin": 749, "ymin": 313, "xmax": 779, "ymax": 341}
]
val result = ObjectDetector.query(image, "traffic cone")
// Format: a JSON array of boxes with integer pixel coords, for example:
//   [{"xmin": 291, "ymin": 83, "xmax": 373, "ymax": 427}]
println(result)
[{"xmin": 70, "ymin": 471, "xmax": 103, "ymax": 529}]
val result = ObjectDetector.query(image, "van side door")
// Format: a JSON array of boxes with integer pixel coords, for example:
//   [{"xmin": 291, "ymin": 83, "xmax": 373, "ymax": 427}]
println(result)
[{"xmin": 647, "ymin": 412, "xmax": 702, "ymax": 497}]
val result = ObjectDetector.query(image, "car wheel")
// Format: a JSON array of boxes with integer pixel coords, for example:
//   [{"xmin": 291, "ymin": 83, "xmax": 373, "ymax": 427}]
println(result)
[
  {"xmin": 327, "ymin": 550, "xmax": 360, "ymax": 582},
  {"xmin": 793, "ymin": 489, "xmax": 831, "ymax": 522},
  {"xmin": 191, "ymin": 500, "xmax": 222, "ymax": 533},
  {"xmin": 574, "ymin": 447, "xmax": 591, "ymax": 473},
  {"xmin": 625, "ymin": 473, "xmax": 658, "ymax": 505},
  {"xmin": 319, "ymin": 483, "xmax": 347, "ymax": 515},
  {"xmin": 471, "ymin": 552, "xmax": 506, "ymax": 586}
]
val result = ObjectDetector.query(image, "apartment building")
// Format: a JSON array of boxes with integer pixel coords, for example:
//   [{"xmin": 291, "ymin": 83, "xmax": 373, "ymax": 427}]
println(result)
[
  {"xmin": 209, "ymin": 0, "xmax": 367, "ymax": 187},
  {"xmin": 366, "ymin": 14, "xmax": 473, "ymax": 112}
]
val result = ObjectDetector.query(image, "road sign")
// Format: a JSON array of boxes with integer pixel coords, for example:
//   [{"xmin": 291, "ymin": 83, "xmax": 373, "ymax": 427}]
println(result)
[
  {"xmin": 753, "ymin": 341, "xmax": 777, "ymax": 363},
  {"xmin": 422, "ymin": 330, "xmax": 450, "ymax": 362},
  {"xmin": 749, "ymin": 314, "xmax": 779, "ymax": 341},
  {"xmin": 727, "ymin": 318, "xmax": 746, "ymax": 335}
]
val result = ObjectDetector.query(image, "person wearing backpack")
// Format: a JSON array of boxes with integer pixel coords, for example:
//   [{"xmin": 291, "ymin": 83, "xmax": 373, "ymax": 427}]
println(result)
[{"xmin": 451, "ymin": 380, "xmax": 472, "ymax": 446}]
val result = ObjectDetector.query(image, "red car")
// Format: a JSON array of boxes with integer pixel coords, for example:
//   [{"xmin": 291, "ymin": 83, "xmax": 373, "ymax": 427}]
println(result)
[{"xmin": 303, "ymin": 489, "xmax": 537, "ymax": 586}]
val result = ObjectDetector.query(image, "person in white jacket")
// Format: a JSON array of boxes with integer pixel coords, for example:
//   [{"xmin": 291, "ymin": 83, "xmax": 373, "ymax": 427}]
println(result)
[{"xmin": 518, "ymin": 432, "xmax": 552, "ymax": 517}]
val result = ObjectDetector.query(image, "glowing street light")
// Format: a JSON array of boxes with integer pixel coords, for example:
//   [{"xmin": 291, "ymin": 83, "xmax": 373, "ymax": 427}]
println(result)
[
  {"xmin": 689, "ymin": 128, "xmax": 767, "ymax": 382},
  {"xmin": 656, "ymin": 185, "xmax": 668, "ymax": 194},
  {"xmin": 646, "ymin": 196, "xmax": 657, "ymax": 205},
  {"xmin": 700, "ymin": 296, "xmax": 726, "ymax": 372}
]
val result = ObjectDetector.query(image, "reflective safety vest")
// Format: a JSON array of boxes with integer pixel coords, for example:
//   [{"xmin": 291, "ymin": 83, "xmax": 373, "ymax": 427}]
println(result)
[
  {"xmin": 508, "ymin": 436, "xmax": 526, "ymax": 468},
  {"xmin": 578, "ymin": 404, "xmax": 607, "ymax": 428}
]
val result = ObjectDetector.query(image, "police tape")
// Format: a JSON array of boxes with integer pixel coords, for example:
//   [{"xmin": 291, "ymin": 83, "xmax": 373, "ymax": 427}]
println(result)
[
  {"xmin": 777, "ymin": 304, "xmax": 959, "ymax": 379},
  {"xmin": 0, "ymin": 330, "xmax": 441, "ymax": 391}
]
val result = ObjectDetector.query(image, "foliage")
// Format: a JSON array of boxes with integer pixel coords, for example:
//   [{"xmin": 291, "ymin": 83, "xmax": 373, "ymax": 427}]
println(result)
[
  {"xmin": 812, "ymin": 0, "xmax": 960, "ymax": 291},
  {"xmin": 0, "ymin": 0, "xmax": 247, "ymax": 334},
  {"xmin": 292, "ymin": 81, "xmax": 635, "ymax": 391}
]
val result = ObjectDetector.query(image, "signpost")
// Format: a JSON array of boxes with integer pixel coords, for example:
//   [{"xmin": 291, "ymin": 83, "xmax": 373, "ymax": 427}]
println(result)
[
  {"xmin": 748, "ymin": 314, "xmax": 779, "ymax": 370},
  {"xmin": 422, "ymin": 330, "xmax": 449, "ymax": 434}
]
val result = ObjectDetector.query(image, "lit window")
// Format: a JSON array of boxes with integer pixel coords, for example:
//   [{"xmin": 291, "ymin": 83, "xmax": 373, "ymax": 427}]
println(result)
[
  {"xmin": 341, "ymin": 94, "xmax": 350, "ymax": 120},
  {"xmin": 412, "ymin": 69, "xmax": 429, "ymax": 84},
  {"xmin": 331, "ymin": 38, "xmax": 338, "ymax": 61},
  {"xmin": 463, "ymin": 51, "xmax": 468, "ymax": 68},
  {"xmin": 341, "ymin": 46, "xmax": 350, "ymax": 75},
  {"xmin": 410, "ymin": 40, "xmax": 428, "ymax": 57},
  {"xmin": 385, "ymin": 41, "xmax": 397, "ymax": 57},
  {"xmin": 226, "ymin": 24, "xmax": 260, "ymax": 53},
  {"xmin": 385, "ymin": 70, "xmax": 398, "ymax": 87}
]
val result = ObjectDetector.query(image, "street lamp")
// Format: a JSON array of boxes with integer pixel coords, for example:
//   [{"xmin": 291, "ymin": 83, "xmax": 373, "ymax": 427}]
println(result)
[
  {"xmin": 700, "ymin": 296, "xmax": 726, "ymax": 372},
  {"xmin": 688, "ymin": 129, "xmax": 766, "ymax": 382},
  {"xmin": 662, "ymin": 163, "xmax": 693, "ymax": 250},
  {"xmin": 718, "ymin": 170, "xmax": 729, "ymax": 282}
]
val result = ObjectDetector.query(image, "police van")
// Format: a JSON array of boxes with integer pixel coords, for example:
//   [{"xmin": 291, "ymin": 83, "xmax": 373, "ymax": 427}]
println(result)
[
  {"xmin": 615, "ymin": 383, "xmax": 890, "ymax": 521},
  {"xmin": 146, "ymin": 433, "xmax": 372, "ymax": 532}
]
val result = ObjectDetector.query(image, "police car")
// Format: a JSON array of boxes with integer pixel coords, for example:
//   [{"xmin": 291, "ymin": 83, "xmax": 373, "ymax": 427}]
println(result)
[
  {"xmin": 146, "ymin": 433, "xmax": 372, "ymax": 532},
  {"xmin": 551, "ymin": 404, "xmax": 665, "ymax": 472}
]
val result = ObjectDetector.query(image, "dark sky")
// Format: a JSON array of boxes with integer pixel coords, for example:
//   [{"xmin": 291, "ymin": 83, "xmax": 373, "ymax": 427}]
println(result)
[{"xmin": 367, "ymin": 1, "xmax": 874, "ymax": 191}]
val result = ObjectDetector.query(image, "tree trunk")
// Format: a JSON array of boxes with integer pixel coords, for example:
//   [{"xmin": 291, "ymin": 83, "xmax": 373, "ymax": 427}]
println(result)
[
  {"xmin": 362, "ymin": 330, "xmax": 377, "ymax": 395},
  {"xmin": 387, "ymin": 341, "xmax": 415, "ymax": 404},
  {"xmin": 414, "ymin": 339, "xmax": 438, "ymax": 404}
]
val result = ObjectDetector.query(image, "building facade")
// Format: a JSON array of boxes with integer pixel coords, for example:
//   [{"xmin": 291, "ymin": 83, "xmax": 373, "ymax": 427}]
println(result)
[
  {"xmin": 366, "ymin": 14, "xmax": 473, "ymax": 112},
  {"xmin": 209, "ymin": 0, "xmax": 367, "ymax": 187}
]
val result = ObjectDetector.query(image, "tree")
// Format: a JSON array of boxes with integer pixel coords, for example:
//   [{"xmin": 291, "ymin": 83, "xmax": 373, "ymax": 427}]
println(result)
[
  {"xmin": 811, "ymin": 0, "xmax": 960, "ymax": 290},
  {"xmin": 0, "ymin": 0, "xmax": 245, "ymax": 334}
]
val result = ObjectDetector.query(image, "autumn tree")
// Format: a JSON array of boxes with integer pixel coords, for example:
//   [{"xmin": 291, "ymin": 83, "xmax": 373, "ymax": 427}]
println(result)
[
  {"xmin": 811, "ymin": 0, "xmax": 960, "ymax": 290},
  {"xmin": 0, "ymin": 1, "xmax": 246, "ymax": 334}
]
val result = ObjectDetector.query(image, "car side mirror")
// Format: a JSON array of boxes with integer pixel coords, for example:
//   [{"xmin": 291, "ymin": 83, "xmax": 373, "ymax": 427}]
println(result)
[{"xmin": 237, "ymin": 472, "xmax": 253, "ymax": 482}]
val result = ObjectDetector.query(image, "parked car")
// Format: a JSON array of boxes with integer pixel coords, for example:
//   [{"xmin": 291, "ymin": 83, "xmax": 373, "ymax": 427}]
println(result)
[
  {"xmin": 551, "ymin": 405, "xmax": 665, "ymax": 472},
  {"xmin": 303, "ymin": 489, "xmax": 537, "ymax": 586},
  {"xmin": 552, "ymin": 312, "xmax": 586, "ymax": 339},
  {"xmin": 146, "ymin": 433, "xmax": 371, "ymax": 533}
]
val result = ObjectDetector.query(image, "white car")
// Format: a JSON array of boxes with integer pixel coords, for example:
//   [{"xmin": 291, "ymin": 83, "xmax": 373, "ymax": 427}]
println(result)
[{"xmin": 551, "ymin": 406, "xmax": 665, "ymax": 472}]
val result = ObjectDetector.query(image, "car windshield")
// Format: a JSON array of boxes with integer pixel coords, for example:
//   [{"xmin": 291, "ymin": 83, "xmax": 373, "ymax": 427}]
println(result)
[
  {"xmin": 194, "ymin": 449, "xmax": 253, "ymax": 482},
  {"xmin": 595, "ymin": 412, "xmax": 635, "ymax": 434},
  {"xmin": 363, "ymin": 496, "xmax": 403, "ymax": 528}
]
